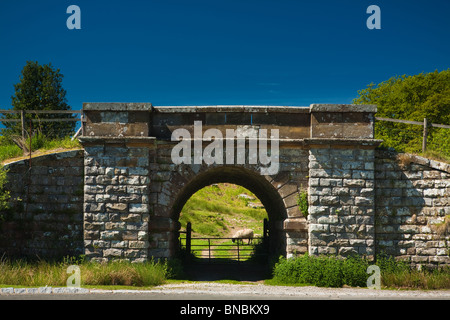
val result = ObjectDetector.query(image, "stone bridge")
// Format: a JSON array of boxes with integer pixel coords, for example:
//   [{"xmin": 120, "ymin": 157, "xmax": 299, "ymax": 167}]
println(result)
[
  {"xmin": 2, "ymin": 103, "xmax": 449, "ymax": 267},
  {"xmin": 80, "ymin": 103, "xmax": 382, "ymax": 262}
]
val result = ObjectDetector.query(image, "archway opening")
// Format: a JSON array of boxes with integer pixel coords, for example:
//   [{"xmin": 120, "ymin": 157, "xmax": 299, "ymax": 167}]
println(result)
[
  {"xmin": 179, "ymin": 183, "xmax": 269, "ymax": 261},
  {"xmin": 170, "ymin": 166, "xmax": 287, "ymax": 280}
]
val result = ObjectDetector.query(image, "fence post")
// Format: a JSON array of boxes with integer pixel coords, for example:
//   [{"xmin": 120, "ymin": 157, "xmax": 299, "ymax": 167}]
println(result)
[
  {"xmin": 186, "ymin": 222, "xmax": 192, "ymax": 259},
  {"xmin": 81, "ymin": 113, "xmax": 85, "ymax": 136},
  {"xmin": 422, "ymin": 118, "xmax": 428, "ymax": 153},
  {"xmin": 237, "ymin": 240, "xmax": 240, "ymax": 262},
  {"xmin": 21, "ymin": 110, "xmax": 26, "ymax": 140},
  {"xmin": 263, "ymin": 218, "xmax": 268, "ymax": 242}
]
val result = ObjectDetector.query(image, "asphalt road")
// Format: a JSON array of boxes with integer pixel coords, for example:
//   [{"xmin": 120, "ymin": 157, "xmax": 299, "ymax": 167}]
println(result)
[{"xmin": 1, "ymin": 282, "xmax": 449, "ymax": 300}]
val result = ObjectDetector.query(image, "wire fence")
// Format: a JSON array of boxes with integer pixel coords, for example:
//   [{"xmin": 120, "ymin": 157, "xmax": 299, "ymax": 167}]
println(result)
[
  {"xmin": 178, "ymin": 236, "xmax": 268, "ymax": 263},
  {"xmin": 375, "ymin": 117, "xmax": 450, "ymax": 157},
  {"xmin": 1, "ymin": 109, "xmax": 449, "ymax": 157},
  {"xmin": 0, "ymin": 109, "xmax": 83, "ymax": 140},
  {"xmin": 179, "ymin": 220, "xmax": 269, "ymax": 264}
]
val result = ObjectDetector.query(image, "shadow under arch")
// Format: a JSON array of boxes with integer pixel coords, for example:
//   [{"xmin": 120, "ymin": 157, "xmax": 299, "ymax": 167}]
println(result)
[{"xmin": 170, "ymin": 166, "xmax": 288, "ymax": 267}]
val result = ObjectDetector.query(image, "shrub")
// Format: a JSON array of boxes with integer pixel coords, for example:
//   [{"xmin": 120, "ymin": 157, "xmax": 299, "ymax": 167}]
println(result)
[
  {"xmin": 272, "ymin": 254, "xmax": 370, "ymax": 288},
  {"xmin": 353, "ymin": 69, "xmax": 450, "ymax": 157},
  {"xmin": 273, "ymin": 253, "xmax": 450, "ymax": 289},
  {"xmin": 342, "ymin": 255, "xmax": 370, "ymax": 287},
  {"xmin": 296, "ymin": 190, "xmax": 309, "ymax": 218}
]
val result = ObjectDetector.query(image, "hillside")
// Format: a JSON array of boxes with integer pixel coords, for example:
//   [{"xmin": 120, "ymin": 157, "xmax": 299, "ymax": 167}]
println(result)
[{"xmin": 179, "ymin": 183, "xmax": 268, "ymax": 238}]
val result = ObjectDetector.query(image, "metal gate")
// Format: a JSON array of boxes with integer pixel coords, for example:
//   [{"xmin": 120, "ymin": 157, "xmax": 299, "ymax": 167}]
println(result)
[{"xmin": 179, "ymin": 219, "xmax": 269, "ymax": 263}]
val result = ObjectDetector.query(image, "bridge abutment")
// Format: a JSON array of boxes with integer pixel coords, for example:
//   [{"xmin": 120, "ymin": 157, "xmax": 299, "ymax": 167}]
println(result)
[
  {"xmin": 307, "ymin": 145, "xmax": 376, "ymax": 257},
  {"xmin": 81, "ymin": 138, "xmax": 155, "ymax": 262}
]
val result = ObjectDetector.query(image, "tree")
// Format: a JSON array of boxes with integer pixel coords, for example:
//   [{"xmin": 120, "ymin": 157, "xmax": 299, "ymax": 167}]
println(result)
[
  {"xmin": 2, "ymin": 61, "xmax": 75, "ymax": 138},
  {"xmin": 353, "ymin": 69, "xmax": 450, "ymax": 156}
]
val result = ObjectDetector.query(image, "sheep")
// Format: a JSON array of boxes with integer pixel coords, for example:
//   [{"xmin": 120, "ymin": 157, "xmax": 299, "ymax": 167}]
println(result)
[{"xmin": 231, "ymin": 228, "xmax": 254, "ymax": 244}]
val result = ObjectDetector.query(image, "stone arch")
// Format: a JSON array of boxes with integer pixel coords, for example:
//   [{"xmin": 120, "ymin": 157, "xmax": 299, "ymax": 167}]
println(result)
[{"xmin": 165, "ymin": 165, "xmax": 288, "ymax": 259}]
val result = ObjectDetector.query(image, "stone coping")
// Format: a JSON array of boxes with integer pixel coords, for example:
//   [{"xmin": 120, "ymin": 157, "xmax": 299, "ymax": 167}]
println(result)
[
  {"xmin": 78, "ymin": 136, "xmax": 156, "ymax": 146},
  {"xmin": 83, "ymin": 103, "xmax": 152, "ymax": 111},
  {"xmin": 376, "ymin": 150, "xmax": 450, "ymax": 173},
  {"xmin": 304, "ymin": 138, "xmax": 383, "ymax": 147},
  {"xmin": 2, "ymin": 149, "xmax": 83, "ymax": 168},
  {"xmin": 153, "ymin": 105, "xmax": 310, "ymax": 113},
  {"xmin": 310, "ymin": 104, "xmax": 377, "ymax": 113},
  {"xmin": 81, "ymin": 103, "xmax": 377, "ymax": 114}
]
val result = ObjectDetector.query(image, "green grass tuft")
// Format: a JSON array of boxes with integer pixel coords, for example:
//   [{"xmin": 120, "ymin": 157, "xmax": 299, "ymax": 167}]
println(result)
[{"xmin": 0, "ymin": 256, "xmax": 170, "ymax": 288}]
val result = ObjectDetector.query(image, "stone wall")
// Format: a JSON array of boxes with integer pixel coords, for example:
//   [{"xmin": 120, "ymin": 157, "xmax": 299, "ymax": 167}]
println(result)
[
  {"xmin": 0, "ymin": 150, "xmax": 84, "ymax": 259},
  {"xmin": 81, "ymin": 137, "xmax": 155, "ymax": 263},
  {"xmin": 308, "ymin": 145, "xmax": 376, "ymax": 258},
  {"xmin": 375, "ymin": 151, "xmax": 450, "ymax": 267}
]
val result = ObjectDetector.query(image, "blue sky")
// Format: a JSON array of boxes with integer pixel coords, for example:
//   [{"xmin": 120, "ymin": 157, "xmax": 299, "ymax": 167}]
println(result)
[{"xmin": 0, "ymin": 0, "xmax": 449, "ymax": 111}]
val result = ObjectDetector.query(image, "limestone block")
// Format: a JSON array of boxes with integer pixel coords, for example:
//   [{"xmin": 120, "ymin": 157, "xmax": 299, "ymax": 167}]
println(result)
[
  {"xmin": 100, "ymin": 231, "xmax": 122, "ymax": 240},
  {"xmin": 283, "ymin": 218, "xmax": 307, "ymax": 231},
  {"xmin": 106, "ymin": 203, "xmax": 128, "ymax": 212},
  {"xmin": 104, "ymin": 248, "xmax": 123, "ymax": 257}
]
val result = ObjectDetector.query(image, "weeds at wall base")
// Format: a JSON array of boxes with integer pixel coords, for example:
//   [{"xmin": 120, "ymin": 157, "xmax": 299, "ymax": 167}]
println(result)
[
  {"xmin": 0, "ymin": 255, "xmax": 176, "ymax": 288},
  {"xmin": 271, "ymin": 254, "xmax": 450, "ymax": 290}
]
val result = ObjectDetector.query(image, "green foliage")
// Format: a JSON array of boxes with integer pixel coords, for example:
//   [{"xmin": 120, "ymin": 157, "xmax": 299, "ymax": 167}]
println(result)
[
  {"xmin": 427, "ymin": 128, "xmax": 450, "ymax": 161},
  {"xmin": 0, "ymin": 166, "xmax": 11, "ymax": 211},
  {"xmin": 180, "ymin": 184, "xmax": 268, "ymax": 238},
  {"xmin": 0, "ymin": 256, "xmax": 169, "ymax": 287},
  {"xmin": 0, "ymin": 133, "xmax": 81, "ymax": 163},
  {"xmin": 25, "ymin": 132, "xmax": 80, "ymax": 152},
  {"xmin": 341, "ymin": 255, "xmax": 370, "ymax": 287},
  {"xmin": 272, "ymin": 254, "xmax": 370, "ymax": 288},
  {"xmin": 272, "ymin": 254, "xmax": 450, "ymax": 289},
  {"xmin": 353, "ymin": 69, "xmax": 450, "ymax": 157},
  {"xmin": 376, "ymin": 254, "xmax": 450, "ymax": 290},
  {"xmin": 0, "ymin": 142, "xmax": 22, "ymax": 163},
  {"xmin": 296, "ymin": 190, "xmax": 308, "ymax": 218},
  {"xmin": 2, "ymin": 61, "xmax": 76, "ymax": 138},
  {"xmin": 375, "ymin": 253, "xmax": 410, "ymax": 274},
  {"xmin": 165, "ymin": 258, "xmax": 186, "ymax": 279}
]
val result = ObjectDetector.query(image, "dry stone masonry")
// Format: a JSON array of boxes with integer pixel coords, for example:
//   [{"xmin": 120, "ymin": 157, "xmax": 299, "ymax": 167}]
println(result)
[
  {"xmin": 308, "ymin": 147, "xmax": 376, "ymax": 258},
  {"xmin": 1, "ymin": 150, "xmax": 84, "ymax": 258},
  {"xmin": 375, "ymin": 151, "xmax": 450, "ymax": 267},
  {"xmin": 1, "ymin": 102, "xmax": 449, "ymax": 268},
  {"xmin": 83, "ymin": 143, "xmax": 153, "ymax": 263}
]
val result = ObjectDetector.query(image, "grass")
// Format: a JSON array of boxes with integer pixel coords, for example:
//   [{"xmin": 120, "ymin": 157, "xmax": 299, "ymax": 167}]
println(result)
[
  {"xmin": 0, "ymin": 256, "xmax": 169, "ymax": 288},
  {"xmin": 0, "ymin": 133, "xmax": 81, "ymax": 164},
  {"xmin": 180, "ymin": 183, "xmax": 268, "ymax": 239},
  {"xmin": 179, "ymin": 183, "xmax": 268, "ymax": 261},
  {"xmin": 421, "ymin": 150, "xmax": 450, "ymax": 164},
  {"xmin": 381, "ymin": 268, "xmax": 450, "ymax": 290}
]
